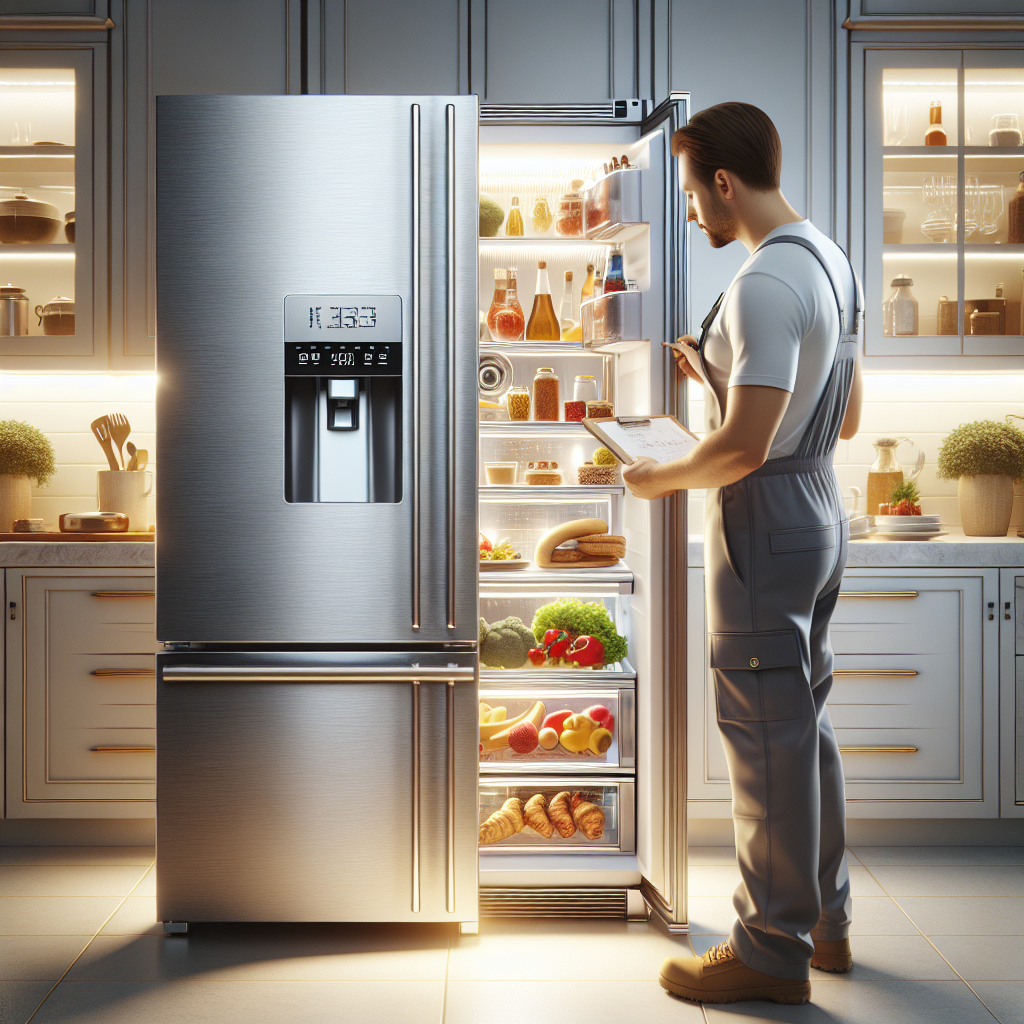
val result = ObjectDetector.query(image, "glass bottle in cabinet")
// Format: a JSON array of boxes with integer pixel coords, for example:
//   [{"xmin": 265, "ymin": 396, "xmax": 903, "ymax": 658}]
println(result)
[
  {"xmin": 883, "ymin": 274, "xmax": 919, "ymax": 337},
  {"xmin": 506, "ymin": 196, "xmax": 524, "ymax": 237},
  {"xmin": 486, "ymin": 268, "xmax": 507, "ymax": 340},
  {"xmin": 494, "ymin": 267, "xmax": 525, "ymax": 341},
  {"xmin": 924, "ymin": 100, "xmax": 947, "ymax": 146},
  {"xmin": 526, "ymin": 261, "xmax": 560, "ymax": 341}
]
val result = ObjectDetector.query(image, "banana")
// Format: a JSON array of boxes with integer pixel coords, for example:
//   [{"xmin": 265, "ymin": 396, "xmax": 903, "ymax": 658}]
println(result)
[
  {"xmin": 479, "ymin": 703, "xmax": 536, "ymax": 741},
  {"xmin": 481, "ymin": 701, "xmax": 546, "ymax": 752},
  {"xmin": 486, "ymin": 707, "xmax": 507, "ymax": 723},
  {"xmin": 479, "ymin": 702, "xmax": 492, "ymax": 723}
]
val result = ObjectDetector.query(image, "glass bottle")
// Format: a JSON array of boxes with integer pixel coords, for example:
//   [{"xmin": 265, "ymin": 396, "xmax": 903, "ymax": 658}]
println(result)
[
  {"xmin": 505, "ymin": 196, "xmax": 524, "ymax": 236},
  {"xmin": 494, "ymin": 267, "xmax": 525, "ymax": 341},
  {"xmin": 532, "ymin": 367, "xmax": 560, "ymax": 421},
  {"xmin": 580, "ymin": 263, "xmax": 596, "ymax": 301},
  {"xmin": 924, "ymin": 100, "xmax": 947, "ymax": 147},
  {"xmin": 559, "ymin": 270, "xmax": 581, "ymax": 341},
  {"xmin": 867, "ymin": 438, "xmax": 911, "ymax": 517},
  {"xmin": 1008, "ymin": 171, "xmax": 1024, "ymax": 244},
  {"xmin": 531, "ymin": 195, "xmax": 553, "ymax": 234},
  {"xmin": 526, "ymin": 261, "xmax": 561, "ymax": 341},
  {"xmin": 885, "ymin": 274, "xmax": 919, "ymax": 336},
  {"xmin": 603, "ymin": 243, "xmax": 626, "ymax": 294},
  {"xmin": 485, "ymin": 268, "xmax": 507, "ymax": 340}
]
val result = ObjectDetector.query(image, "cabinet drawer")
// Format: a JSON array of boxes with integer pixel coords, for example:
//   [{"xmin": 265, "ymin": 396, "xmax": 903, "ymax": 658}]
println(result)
[
  {"xmin": 831, "ymin": 583, "xmax": 959, "ymax": 657},
  {"xmin": 49, "ymin": 728, "xmax": 156, "ymax": 784},
  {"xmin": 1016, "ymin": 581, "xmax": 1023, "ymax": 654}
]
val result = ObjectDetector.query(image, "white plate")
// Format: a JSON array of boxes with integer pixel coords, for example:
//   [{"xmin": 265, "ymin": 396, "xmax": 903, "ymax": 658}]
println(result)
[
  {"xmin": 879, "ymin": 523, "xmax": 945, "ymax": 533},
  {"xmin": 874, "ymin": 514, "xmax": 941, "ymax": 525},
  {"xmin": 480, "ymin": 558, "xmax": 530, "ymax": 571},
  {"xmin": 873, "ymin": 531, "xmax": 948, "ymax": 542}
]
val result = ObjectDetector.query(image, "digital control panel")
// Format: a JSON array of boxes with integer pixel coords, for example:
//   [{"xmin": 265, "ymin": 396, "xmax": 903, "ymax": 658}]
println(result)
[{"xmin": 285, "ymin": 342, "xmax": 402, "ymax": 376}]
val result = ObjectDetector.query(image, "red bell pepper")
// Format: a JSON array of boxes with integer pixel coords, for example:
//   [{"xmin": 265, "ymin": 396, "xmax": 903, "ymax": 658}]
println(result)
[
  {"xmin": 566, "ymin": 635, "xmax": 605, "ymax": 667},
  {"xmin": 527, "ymin": 648, "xmax": 547, "ymax": 666},
  {"xmin": 547, "ymin": 632, "xmax": 572, "ymax": 661}
]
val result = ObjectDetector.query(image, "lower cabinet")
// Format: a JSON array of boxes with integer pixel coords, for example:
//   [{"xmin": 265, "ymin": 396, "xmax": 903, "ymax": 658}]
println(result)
[
  {"xmin": 4, "ymin": 568, "xmax": 158, "ymax": 818},
  {"xmin": 687, "ymin": 566, "xmax": 1002, "ymax": 818},
  {"xmin": 1000, "ymin": 569, "xmax": 1024, "ymax": 818}
]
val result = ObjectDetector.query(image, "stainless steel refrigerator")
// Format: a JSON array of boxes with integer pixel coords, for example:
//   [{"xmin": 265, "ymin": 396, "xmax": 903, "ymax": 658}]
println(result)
[{"xmin": 154, "ymin": 95, "xmax": 480, "ymax": 931}]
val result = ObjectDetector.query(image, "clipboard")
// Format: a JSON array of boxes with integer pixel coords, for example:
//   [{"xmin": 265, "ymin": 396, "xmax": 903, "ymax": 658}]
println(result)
[{"xmin": 581, "ymin": 414, "xmax": 700, "ymax": 466}]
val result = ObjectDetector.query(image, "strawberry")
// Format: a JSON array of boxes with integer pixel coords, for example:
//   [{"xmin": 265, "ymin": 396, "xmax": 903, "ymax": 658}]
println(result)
[{"xmin": 891, "ymin": 499, "xmax": 921, "ymax": 516}]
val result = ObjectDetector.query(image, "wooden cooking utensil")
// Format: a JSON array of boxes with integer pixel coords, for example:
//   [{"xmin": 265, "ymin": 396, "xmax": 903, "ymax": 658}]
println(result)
[
  {"xmin": 108, "ymin": 413, "xmax": 131, "ymax": 470},
  {"xmin": 89, "ymin": 417, "xmax": 120, "ymax": 471},
  {"xmin": 125, "ymin": 441, "xmax": 138, "ymax": 472},
  {"xmin": 133, "ymin": 449, "xmax": 149, "ymax": 471}
]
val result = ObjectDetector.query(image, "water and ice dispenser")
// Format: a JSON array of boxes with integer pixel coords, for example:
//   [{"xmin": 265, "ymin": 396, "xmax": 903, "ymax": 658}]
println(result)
[{"xmin": 284, "ymin": 294, "xmax": 402, "ymax": 503}]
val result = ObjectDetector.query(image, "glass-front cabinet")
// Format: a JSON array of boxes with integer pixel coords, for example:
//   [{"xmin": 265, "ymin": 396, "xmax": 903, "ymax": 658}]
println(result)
[
  {"xmin": 865, "ymin": 49, "xmax": 1024, "ymax": 358},
  {"xmin": 0, "ymin": 47, "xmax": 104, "ymax": 365}
]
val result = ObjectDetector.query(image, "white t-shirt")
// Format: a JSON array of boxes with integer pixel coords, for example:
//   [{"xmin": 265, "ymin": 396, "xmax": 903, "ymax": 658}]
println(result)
[{"xmin": 702, "ymin": 219, "xmax": 856, "ymax": 459}]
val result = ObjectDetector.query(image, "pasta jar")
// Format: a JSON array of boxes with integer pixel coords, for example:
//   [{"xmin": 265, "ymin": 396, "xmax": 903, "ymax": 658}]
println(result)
[
  {"xmin": 506, "ymin": 385, "xmax": 531, "ymax": 421},
  {"xmin": 532, "ymin": 367, "xmax": 560, "ymax": 421}
]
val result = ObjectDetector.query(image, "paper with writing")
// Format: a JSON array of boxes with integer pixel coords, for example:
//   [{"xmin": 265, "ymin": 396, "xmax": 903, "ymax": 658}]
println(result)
[{"xmin": 582, "ymin": 415, "xmax": 700, "ymax": 466}]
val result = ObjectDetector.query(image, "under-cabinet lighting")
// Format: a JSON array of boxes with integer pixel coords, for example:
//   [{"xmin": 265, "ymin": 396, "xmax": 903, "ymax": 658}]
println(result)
[
  {"xmin": 964, "ymin": 251, "xmax": 1024, "ymax": 259},
  {"xmin": 881, "ymin": 251, "xmax": 956, "ymax": 259},
  {"xmin": 0, "ymin": 251, "xmax": 74, "ymax": 259}
]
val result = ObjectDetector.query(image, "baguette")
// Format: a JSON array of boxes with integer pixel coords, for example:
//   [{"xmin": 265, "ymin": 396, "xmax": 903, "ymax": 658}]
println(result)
[{"xmin": 534, "ymin": 518, "xmax": 608, "ymax": 569}]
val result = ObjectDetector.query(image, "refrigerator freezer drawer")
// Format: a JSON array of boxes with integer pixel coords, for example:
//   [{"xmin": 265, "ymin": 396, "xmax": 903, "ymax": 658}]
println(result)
[{"xmin": 156, "ymin": 651, "xmax": 478, "ymax": 924}]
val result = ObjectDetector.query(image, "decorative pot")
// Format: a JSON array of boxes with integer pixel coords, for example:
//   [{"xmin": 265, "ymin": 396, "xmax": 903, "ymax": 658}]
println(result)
[
  {"xmin": 958, "ymin": 474, "xmax": 1014, "ymax": 536},
  {"xmin": 0, "ymin": 473, "xmax": 32, "ymax": 532}
]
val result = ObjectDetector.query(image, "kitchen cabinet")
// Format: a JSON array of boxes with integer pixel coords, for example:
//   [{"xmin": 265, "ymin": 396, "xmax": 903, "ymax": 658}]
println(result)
[
  {"xmin": 999, "ymin": 567, "xmax": 1024, "ymax": 817},
  {"xmin": 4, "ymin": 568, "xmax": 158, "ymax": 818},
  {"xmin": 687, "ymin": 566, "xmax": 1001, "ymax": 818}
]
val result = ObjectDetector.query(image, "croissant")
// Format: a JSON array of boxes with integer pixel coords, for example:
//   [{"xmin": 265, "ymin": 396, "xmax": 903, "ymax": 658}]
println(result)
[
  {"xmin": 479, "ymin": 797, "xmax": 525, "ymax": 845},
  {"xmin": 524, "ymin": 793, "xmax": 555, "ymax": 837},
  {"xmin": 571, "ymin": 792, "xmax": 605, "ymax": 841},
  {"xmin": 548, "ymin": 791, "xmax": 576, "ymax": 838}
]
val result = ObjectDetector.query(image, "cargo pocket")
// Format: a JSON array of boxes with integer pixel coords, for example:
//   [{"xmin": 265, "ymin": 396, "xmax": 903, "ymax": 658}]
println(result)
[
  {"xmin": 769, "ymin": 523, "xmax": 837, "ymax": 554},
  {"xmin": 709, "ymin": 630, "xmax": 805, "ymax": 722}
]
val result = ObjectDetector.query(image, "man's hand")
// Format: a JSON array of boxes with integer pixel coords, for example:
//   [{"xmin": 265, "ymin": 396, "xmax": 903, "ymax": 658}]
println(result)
[
  {"xmin": 622, "ymin": 457, "xmax": 676, "ymax": 500},
  {"xmin": 662, "ymin": 336, "xmax": 703, "ymax": 384}
]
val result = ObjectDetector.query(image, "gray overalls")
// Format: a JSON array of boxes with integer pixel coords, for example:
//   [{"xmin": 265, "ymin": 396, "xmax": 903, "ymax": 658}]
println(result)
[{"xmin": 698, "ymin": 234, "xmax": 861, "ymax": 981}]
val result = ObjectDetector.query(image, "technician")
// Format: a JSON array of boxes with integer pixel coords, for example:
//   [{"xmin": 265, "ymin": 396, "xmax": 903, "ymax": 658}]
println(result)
[{"xmin": 622, "ymin": 101, "xmax": 864, "ymax": 1007}]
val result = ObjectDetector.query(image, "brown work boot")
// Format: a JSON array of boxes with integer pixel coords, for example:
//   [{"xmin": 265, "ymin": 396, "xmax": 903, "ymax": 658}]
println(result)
[
  {"xmin": 659, "ymin": 941, "xmax": 811, "ymax": 1005},
  {"xmin": 811, "ymin": 938, "xmax": 853, "ymax": 973}
]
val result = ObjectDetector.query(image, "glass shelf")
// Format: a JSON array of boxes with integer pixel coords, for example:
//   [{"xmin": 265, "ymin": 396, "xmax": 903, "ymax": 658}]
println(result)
[
  {"xmin": 480, "ymin": 661, "xmax": 636, "ymax": 685},
  {"xmin": 480, "ymin": 485, "xmax": 625, "ymax": 500},
  {"xmin": 479, "ymin": 421, "xmax": 590, "ymax": 437},
  {"xmin": 479, "ymin": 566, "xmax": 634, "ymax": 591},
  {"xmin": 479, "ymin": 338, "xmax": 647, "ymax": 356}
]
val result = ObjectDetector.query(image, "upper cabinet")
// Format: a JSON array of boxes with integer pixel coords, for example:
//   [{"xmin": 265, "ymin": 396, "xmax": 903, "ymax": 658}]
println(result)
[{"xmin": 855, "ymin": 45, "xmax": 1024, "ymax": 363}]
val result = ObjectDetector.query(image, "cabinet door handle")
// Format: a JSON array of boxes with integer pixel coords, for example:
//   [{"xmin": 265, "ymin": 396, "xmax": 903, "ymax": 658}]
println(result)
[
  {"xmin": 445, "ymin": 102, "xmax": 457, "ymax": 632},
  {"xmin": 837, "ymin": 591, "xmax": 918, "ymax": 599},
  {"xmin": 91, "ymin": 745, "xmax": 155, "ymax": 753},
  {"xmin": 411, "ymin": 102, "xmax": 421, "ymax": 632},
  {"xmin": 91, "ymin": 591, "xmax": 154, "ymax": 598},
  {"xmin": 92, "ymin": 668, "xmax": 156, "ymax": 677},
  {"xmin": 833, "ymin": 669, "xmax": 918, "ymax": 677},
  {"xmin": 839, "ymin": 745, "xmax": 918, "ymax": 754}
]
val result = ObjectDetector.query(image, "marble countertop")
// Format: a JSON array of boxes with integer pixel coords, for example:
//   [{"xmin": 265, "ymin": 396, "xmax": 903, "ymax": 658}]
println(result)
[
  {"xmin": 0, "ymin": 541, "xmax": 154, "ymax": 568},
  {"xmin": 688, "ymin": 529, "xmax": 1024, "ymax": 568}
]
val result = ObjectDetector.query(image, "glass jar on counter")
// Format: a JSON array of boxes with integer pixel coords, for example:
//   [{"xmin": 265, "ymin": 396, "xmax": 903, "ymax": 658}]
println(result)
[
  {"xmin": 884, "ymin": 274, "xmax": 918, "ymax": 336},
  {"xmin": 525, "ymin": 461, "xmax": 562, "ymax": 486},
  {"xmin": 532, "ymin": 367, "xmax": 560, "ymax": 421},
  {"xmin": 554, "ymin": 179, "xmax": 584, "ymax": 237},
  {"xmin": 506, "ymin": 385, "xmax": 531, "ymax": 421}
]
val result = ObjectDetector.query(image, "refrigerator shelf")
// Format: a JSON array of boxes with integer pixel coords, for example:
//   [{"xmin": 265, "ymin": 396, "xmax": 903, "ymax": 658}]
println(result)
[
  {"xmin": 478, "ymin": 339, "xmax": 647, "ymax": 355},
  {"xmin": 479, "ymin": 485, "xmax": 625, "ymax": 500},
  {"xmin": 479, "ymin": 236, "xmax": 616, "ymax": 247},
  {"xmin": 480, "ymin": 660, "xmax": 635, "ymax": 684},
  {"xmin": 479, "ymin": 565, "xmax": 634, "ymax": 593},
  {"xmin": 479, "ymin": 421, "xmax": 589, "ymax": 438}
]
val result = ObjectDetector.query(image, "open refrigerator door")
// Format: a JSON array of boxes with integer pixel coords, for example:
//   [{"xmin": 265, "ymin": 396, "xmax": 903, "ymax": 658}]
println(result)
[{"xmin": 475, "ymin": 97, "xmax": 690, "ymax": 930}]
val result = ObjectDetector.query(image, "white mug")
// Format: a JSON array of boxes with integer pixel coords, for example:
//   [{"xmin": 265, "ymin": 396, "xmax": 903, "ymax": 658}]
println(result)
[{"xmin": 96, "ymin": 470, "xmax": 153, "ymax": 532}]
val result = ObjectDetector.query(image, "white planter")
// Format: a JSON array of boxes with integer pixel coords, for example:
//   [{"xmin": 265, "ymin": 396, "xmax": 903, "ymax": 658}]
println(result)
[
  {"xmin": 957, "ymin": 474, "xmax": 1015, "ymax": 536},
  {"xmin": 0, "ymin": 473, "xmax": 31, "ymax": 532}
]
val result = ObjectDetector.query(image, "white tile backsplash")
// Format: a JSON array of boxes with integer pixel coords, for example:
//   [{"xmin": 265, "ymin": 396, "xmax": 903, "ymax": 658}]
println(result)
[{"xmin": 1, "ymin": 374, "xmax": 157, "ymax": 529}]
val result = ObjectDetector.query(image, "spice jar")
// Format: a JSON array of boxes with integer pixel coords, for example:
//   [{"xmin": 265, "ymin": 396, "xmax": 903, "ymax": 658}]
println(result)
[
  {"xmin": 525, "ymin": 461, "xmax": 562, "ymax": 486},
  {"xmin": 578, "ymin": 462, "xmax": 616, "ymax": 486},
  {"xmin": 532, "ymin": 367, "xmax": 560, "ymax": 421},
  {"xmin": 554, "ymin": 179, "xmax": 584, "ymax": 237},
  {"xmin": 531, "ymin": 195, "xmax": 553, "ymax": 234},
  {"xmin": 586, "ymin": 399, "xmax": 614, "ymax": 419},
  {"xmin": 1008, "ymin": 171, "xmax": 1024, "ymax": 244},
  {"xmin": 506, "ymin": 385, "xmax": 530, "ymax": 421},
  {"xmin": 884, "ymin": 275, "xmax": 918, "ymax": 336}
]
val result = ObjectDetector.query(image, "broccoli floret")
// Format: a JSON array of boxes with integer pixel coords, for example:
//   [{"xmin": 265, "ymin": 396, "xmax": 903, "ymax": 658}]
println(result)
[
  {"xmin": 479, "ymin": 196, "xmax": 504, "ymax": 237},
  {"xmin": 479, "ymin": 615, "xmax": 535, "ymax": 669},
  {"xmin": 531, "ymin": 599, "xmax": 628, "ymax": 665}
]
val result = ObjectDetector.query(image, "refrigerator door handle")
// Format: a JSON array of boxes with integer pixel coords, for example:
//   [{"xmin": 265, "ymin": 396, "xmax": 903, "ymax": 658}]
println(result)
[
  {"xmin": 445, "ymin": 102, "xmax": 457, "ymax": 631},
  {"xmin": 160, "ymin": 665, "xmax": 475, "ymax": 684},
  {"xmin": 411, "ymin": 102, "xmax": 422, "ymax": 632}
]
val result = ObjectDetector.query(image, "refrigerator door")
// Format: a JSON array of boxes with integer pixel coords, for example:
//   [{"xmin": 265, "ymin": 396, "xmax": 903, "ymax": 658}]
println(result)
[
  {"xmin": 156, "ymin": 650, "xmax": 478, "ymax": 924},
  {"xmin": 155, "ymin": 95, "xmax": 478, "ymax": 644}
]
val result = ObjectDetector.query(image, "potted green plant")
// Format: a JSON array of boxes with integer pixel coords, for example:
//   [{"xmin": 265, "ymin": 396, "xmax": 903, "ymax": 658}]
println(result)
[
  {"xmin": 0, "ymin": 419, "xmax": 56, "ymax": 532},
  {"xmin": 936, "ymin": 419, "xmax": 1024, "ymax": 536}
]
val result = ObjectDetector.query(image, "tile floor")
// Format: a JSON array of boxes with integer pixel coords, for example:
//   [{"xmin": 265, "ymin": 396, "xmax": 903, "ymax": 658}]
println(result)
[{"xmin": 0, "ymin": 844, "xmax": 1020, "ymax": 1023}]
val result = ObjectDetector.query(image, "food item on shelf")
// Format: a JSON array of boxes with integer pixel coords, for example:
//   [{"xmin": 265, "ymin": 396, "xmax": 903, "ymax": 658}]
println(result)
[
  {"xmin": 603, "ymin": 243, "xmax": 626, "ymax": 293},
  {"xmin": 483, "ymin": 706, "xmax": 508, "ymax": 723},
  {"xmin": 550, "ymin": 547, "xmax": 592, "ymax": 564},
  {"xmin": 1009, "ymin": 172, "xmax": 1024, "ymax": 244},
  {"xmin": 548, "ymin": 791, "xmax": 576, "ymax": 837},
  {"xmin": 544, "ymin": 629, "xmax": 573, "ymax": 660},
  {"xmin": 527, "ymin": 647, "xmax": 546, "ymax": 666},
  {"xmin": 506, "ymin": 386, "xmax": 531, "ymax": 420},
  {"xmin": 586, "ymin": 400, "xmax": 614, "ymax": 419},
  {"xmin": 537, "ymin": 727, "xmax": 560, "ymax": 750},
  {"xmin": 480, "ymin": 701, "xmax": 542, "ymax": 742},
  {"xmin": 970, "ymin": 310, "xmax": 1001, "ymax": 336},
  {"xmin": 533, "ymin": 517, "xmax": 611, "ymax": 569},
  {"xmin": 584, "ymin": 704, "xmax": 615, "ymax": 733},
  {"xmin": 484, "ymin": 461, "xmax": 518, "ymax": 485},
  {"xmin": 508, "ymin": 721, "xmax": 540, "ymax": 754},
  {"xmin": 531, "ymin": 196, "xmax": 553, "ymax": 234},
  {"xmin": 574, "ymin": 374, "xmax": 600, "ymax": 404},
  {"xmin": 494, "ymin": 268, "xmax": 526, "ymax": 340},
  {"xmin": 479, "ymin": 797, "xmax": 525, "ymax": 845},
  {"xmin": 479, "ymin": 196, "xmax": 505, "ymax": 236},
  {"xmin": 554, "ymin": 180, "xmax": 585, "ymax": 237},
  {"xmin": 560, "ymin": 714, "xmax": 598, "ymax": 753},
  {"xmin": 924, "ymin": 100, "xmax": 947, "ymax": 147},
  {"xmin": 565, "ymin": 634, "xmax": 606, "ymax": 667},
  {"xmin": 564, "ymin": 401, "xmax": 587, "ymax": 422},
  {"xmin": 542, "ymin": 709, "xmax": 574, "ymax": 735},
  {"xmin": 524, "ymin": 460, "xmax": 562, "ymax": 485},
  {"xmin": 532, "ymin": 596, "xmax": 629, "ymax": 665},
  {"xmin": 479, "ymin": 533, "xmax": 492, "ymax": 555},
  {"xmin": 524, "ymin": 793, "xmax": 555, "ymax": 837},
  {"xmin": 35, "ymin": 296, "xmax": 74, "ymax": 336},
  {"xmin": 479, "ymin": 535, "xmax": 520, "ymax": 561},
  {"xmin": 481, "ymin": 701, "xmax": 546, "ymax": 752},
  {"xmin": 479, "ymin": 615, "xmax": 536, "ymax": 668},
  {"xmin": 571, "ymin": 792, "xmax": 606, "ymax": 840},
  {"xmin": 532, "ymin": 365, "xmax": 561, "ymax": 419},
  {"xmin": 527, "ymin": 265, "xmax": 561, "ymax": 342},
  {"xmin": 589, "ymin": 728, "xmax": 613, "ymax": 755},
  {"xmin": 505, "ymin": 196, "xmax": 524, "ymax": 236},
  {"xmin": 936, "ymin": 296, "xmax": 958, "ymax": 336},
  {"xmin": 486, "ymin": 269, "xmax": 508, "ymax": 338},
  {"xmin": 593, "ymin": 447, "xmax": 617, "ymax": 466},
  {"xmin": 578, "ymin": 462, "xmax": 616, "ymax": 485},
  {"xmin": 576, "ymin": 534, "xmax": 626, "ymax": 559}
]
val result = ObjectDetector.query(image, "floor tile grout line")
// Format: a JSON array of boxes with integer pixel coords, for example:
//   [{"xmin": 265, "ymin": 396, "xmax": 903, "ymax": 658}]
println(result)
[
  {"xmin": 439, "ymin": 930, "xmax": 452, "ymax": 1024},
  {"xmin": 855, "ymin": 861, "xmax": 1004, "ymax": 1023},
  {"xmin": 22, "ymin": 859, "xmax": 155, "ymax": 1024}
]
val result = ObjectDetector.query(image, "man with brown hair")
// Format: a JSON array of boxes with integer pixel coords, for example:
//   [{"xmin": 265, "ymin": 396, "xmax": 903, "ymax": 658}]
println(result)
[{"xmin": 622, "ymin": 101, "xmax": 863, "ymax": 1005}]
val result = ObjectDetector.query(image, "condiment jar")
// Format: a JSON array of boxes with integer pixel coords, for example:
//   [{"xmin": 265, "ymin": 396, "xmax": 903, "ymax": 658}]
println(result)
[
  {"xmin": 885, "ymin": 275, "xmax": 918, "ymax": 336},
  {"xmin": 554, "ymin": 179, "xmax": 584, "ymax": 237},
  {"xmin": 525, "ymin": 461, "xmax": 562, "ymax": 486},
  {"xmin": 35, "ymin": 295, "xmax": 75, "ymax": 336},
  {"xmin": 969, "ymin": 310, "xmax": 1001, "ymax": 336},
  {"xmin": 532, "ymin": 367, "xmax": 560, "ymax": 421},
  {"xmin": 586, "ymin": 399, "xmax": 614, "ymax": 419},
  {"xmin": 531, "ymin": 195, "xmax": 553, "ymax": 234},
  {"xmin": 0, "ymin": 283, "xmax": 29, "ymax": 336},
  {"xmin": 506, "ymin": 385, "xmax": 530, "ymax": 421},
  {"xmin": 1008, "ymin": 171, "xmax": 1024, "ymax": 244}
]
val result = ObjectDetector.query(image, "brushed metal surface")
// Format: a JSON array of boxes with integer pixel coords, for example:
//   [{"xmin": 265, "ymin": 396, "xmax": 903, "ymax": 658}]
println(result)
[
  {"xmin": 411, "ymin": 103, "xmax": 422, "ymax": 631},
  {"xmin": 155, "ymin": 95, "xmax": 478, "ymax": 643},
  {"xmin": 156, "ymin": 649, "xmax": 478, "ymax": 923}
]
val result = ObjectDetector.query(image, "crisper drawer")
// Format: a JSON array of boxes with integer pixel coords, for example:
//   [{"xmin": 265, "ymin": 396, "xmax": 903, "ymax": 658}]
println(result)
[
  {"xmin": 478, "ymin": 683, "xmax": 634, "ymax": 773},
  {"xmin": 479, "ymin": 778, "xmax": 634, "ymax": 854}
]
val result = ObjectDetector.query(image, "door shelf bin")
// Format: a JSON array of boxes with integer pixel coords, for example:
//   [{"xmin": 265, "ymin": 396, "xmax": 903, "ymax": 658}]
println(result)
[
  {"xmin": 479, "ymin": 777, "xmax": 635, "ymax": 854},
  {"xmin": 583, "ymin": 169, "xmax": 642, "ymax": 239},
  {"xmin": 479, "ymin": 687, "xmax": 634, "ymax": 773},
  {"xmin": 580, "ymin": 290, "xmax": 643, "ymax": 345}
]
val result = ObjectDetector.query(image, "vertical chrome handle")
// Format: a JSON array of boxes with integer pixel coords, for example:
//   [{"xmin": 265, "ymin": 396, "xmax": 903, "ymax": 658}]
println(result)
[
  {"xmin": 446, "ymin": 677, "xmax": 456, "ymax": 913},
  {"xmin": 445, "ymin": 103, "xmax": 457, "ymax": 631},
  {"xmin": 411, "ymin": 103, "xmax": 421, "ymax": 632},
  {"xmin": 411, "ymin": 678, "xmax": 421, "ymax": 913}
]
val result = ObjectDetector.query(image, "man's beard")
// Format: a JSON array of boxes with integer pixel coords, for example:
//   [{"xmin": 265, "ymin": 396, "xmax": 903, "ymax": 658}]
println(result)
[{"xmin": 697, "ymin": 190, "xmax": 736, "ymax": 248}]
